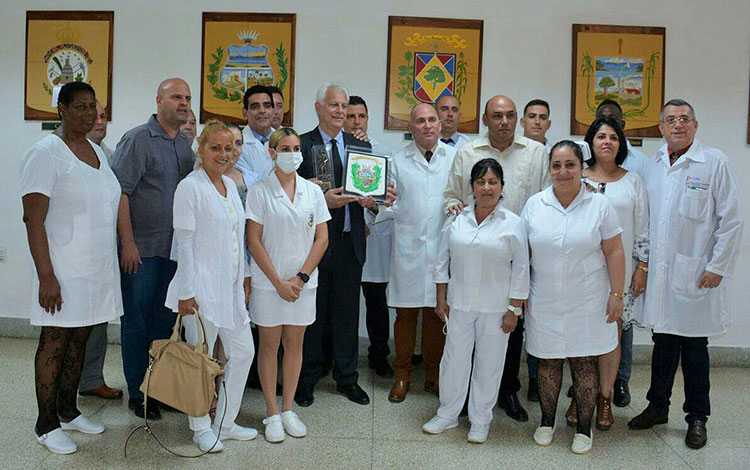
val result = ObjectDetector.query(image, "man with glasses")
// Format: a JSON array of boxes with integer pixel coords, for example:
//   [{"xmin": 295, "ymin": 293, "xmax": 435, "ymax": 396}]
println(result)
[{"xmin": 628, "ymin": 99, "xmax": 743, "ymax": 450}]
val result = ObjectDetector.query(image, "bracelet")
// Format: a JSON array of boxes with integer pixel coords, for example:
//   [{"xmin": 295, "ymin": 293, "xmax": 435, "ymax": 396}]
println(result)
[
  {"xmin": 638, "ymin": 264, "xmax": 648, "ymax": 273},
  {"xmin": 610, "ymin": 291, "xmax": 625, "ymax": 299}
]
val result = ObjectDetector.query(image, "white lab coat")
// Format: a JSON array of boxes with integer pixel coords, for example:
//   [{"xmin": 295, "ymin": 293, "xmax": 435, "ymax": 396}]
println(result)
[
  {"xmin": 434, "ymin": 204, "xmax": 530, "ymax": 312},
  {"xmin": 237, "ymin": 126, "xmax": 274, "ymax": 177},
  {"xmin": 640, "ymin": 139, "xmax": 743, "ymax": 337},
  {"xmin": 371, "ymin": 141, "xmax": 456, "ymax": 307},
  {"xmin": 522, "ymin": 185, "xmax": 622, "ymax": 358},
  {"xmin": 165, "ymin": 169, "xmax": 250, "ymax": 330},
  {"xmin": 19, "ymin": 135, "xmax": 123, "ymax": 327}
]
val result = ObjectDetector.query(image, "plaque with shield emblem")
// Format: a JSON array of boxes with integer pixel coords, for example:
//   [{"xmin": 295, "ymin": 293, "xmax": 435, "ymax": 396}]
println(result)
[
  {"xmin": 342, "ymin": 150, "xmax": 389, "ymax": 202},
  {"xmin": 312, "ymin": 144, "xmax": 335, "ymax": 192}
]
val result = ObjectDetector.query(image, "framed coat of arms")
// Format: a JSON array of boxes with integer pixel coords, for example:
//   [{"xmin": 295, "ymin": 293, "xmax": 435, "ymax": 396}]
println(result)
[
  {"xmin": 200, "ymin": 12, "xmax": 295, "ymax": 125},
  {"xmin": 385, "ymin": 16, "xmax": 483, "ymax": 133},
  {"xmin": 571, "ymin": 24, "xmax": 666, "ymax": 137},
  {"xmin": 24, "ymin": 11, "xmax": 114, "ymax": 121}
]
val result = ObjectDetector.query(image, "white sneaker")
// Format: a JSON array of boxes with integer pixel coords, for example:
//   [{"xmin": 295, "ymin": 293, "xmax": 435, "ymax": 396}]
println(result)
[
  {"xmin": 59, "ymin": 415, "xmax": 105, "ymax": 434},
  {"xmin": 281, "ymin": 410, "xmax": 307, "ymax": 438},
  {"xmin": 213, "ymin": 424, "xmax": 258, "ymax": 441},
  {"xmin": 37, "ymin": 428, "xmax": 77, "ymax": 454},
  {"xmin": 571, "ymin": 432, "xmax": 593, "ymax": 454},
  {"xmin": 192, "ymin": 429, "xmax": 224, "ymax": 453},
  {"xmin": 533, "ymin": 426, "xmax": 555, "ymax": 446},
  {"xmin": 263, "ymin": 414, "xmax": 285, "ymax": 443},
  {"xmin": 467, "ymin": 423, "xmax": 489, "ymax": 443},
  {"xmin": 422, "ymin": 415, "xmax": 459, "ymax": 435}
]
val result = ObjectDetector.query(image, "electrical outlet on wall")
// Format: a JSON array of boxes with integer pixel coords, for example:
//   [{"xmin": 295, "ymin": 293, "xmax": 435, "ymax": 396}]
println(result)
[{"xmin": 0, "ymin": 247, "xmax": 6, "ymax": 263}]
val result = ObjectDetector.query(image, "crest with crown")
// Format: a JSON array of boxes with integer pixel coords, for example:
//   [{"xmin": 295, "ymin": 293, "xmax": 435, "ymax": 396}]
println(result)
[{"xmin": 238, "ymin": 30, "xmax": 260, "ymax": 44}]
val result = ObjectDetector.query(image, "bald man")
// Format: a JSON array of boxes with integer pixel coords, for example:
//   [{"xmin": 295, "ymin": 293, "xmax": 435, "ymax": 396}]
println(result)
[
  {"xmin": 443, "ymin": 95, "xmax": 549, "ymax": 422},
  {"xmin": 435, "ymin": 95, "xmax": 473, "ymax": 148},
  {"xmin": 111, "ymin": 78, "xmax": 195, "ymax": 419},
  {"xmin": 369, "ymin": 103, "xmax": 456, "ymax": 402}
]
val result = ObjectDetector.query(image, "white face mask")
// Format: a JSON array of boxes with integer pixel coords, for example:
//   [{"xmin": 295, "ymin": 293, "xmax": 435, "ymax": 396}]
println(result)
[{"xmin": 275, "ymin": 151, "xmax": 303, "ymax": 174}]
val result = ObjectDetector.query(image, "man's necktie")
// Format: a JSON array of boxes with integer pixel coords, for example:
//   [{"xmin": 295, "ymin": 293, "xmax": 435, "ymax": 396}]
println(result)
[
  {"xmin": 440, "ymin": 138, "xmax": 453, "ymax": 145},
  {"xmin": 425, "ymin": 150, "xmax": 433, "ymax": 162},
  {"xmin": 330, "ymin": 139, "xmax": 345, "ymax": 233}
]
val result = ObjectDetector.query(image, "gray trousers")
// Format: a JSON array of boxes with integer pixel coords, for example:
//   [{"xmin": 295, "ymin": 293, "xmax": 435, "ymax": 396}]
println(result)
[{"xmin": 78, "ymin": 323, "xmax": 108, "ymax": 392}]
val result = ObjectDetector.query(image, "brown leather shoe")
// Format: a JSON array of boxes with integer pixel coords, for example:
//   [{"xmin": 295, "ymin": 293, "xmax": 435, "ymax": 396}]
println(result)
[
  {"xmin": 388, "ymin": 380, "xmax": 409, "ymax": 403},
  {"xmin": 424, "ymin": 381, "xmax": 439, "ymax": 396},
  {"xmin": 596, "ymin": 394, "xmax": 614, "ymax": 431},
  {"xmin": 565, "ymin": 398, "xmax": 578, "ymax": 427},
  {"xmin": 79, "ymin": 385, "xmax": 123, "ymax": 399}
]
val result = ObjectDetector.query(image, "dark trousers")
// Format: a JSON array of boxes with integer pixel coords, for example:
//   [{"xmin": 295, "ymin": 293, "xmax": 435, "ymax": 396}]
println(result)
[
  {"xmin": 646, "ymin": 333, "xmax": 710, "ymax": 423},
  {"xmin": 301, "ymin": 235, "xmax": 362, "ymax": 387},
  {"xmin": 120, "ymin": 256, "xmax": 177, "ymax": 399},
  {"xmin": 499, "ymin": 317, "xmax": 524, "ymax": 394},
  {"xmin": 79, "ymin": 323, "xmax": 108, "ymax": 392},
  {"xmin": 361, "ymin": 282, "xmax": 390, "ymax": 361}
]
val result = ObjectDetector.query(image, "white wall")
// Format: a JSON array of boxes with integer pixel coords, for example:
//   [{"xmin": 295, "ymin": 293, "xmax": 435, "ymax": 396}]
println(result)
[{"xmin": 1, "ymin": 0, "xmax": 749, "ymax": 348}]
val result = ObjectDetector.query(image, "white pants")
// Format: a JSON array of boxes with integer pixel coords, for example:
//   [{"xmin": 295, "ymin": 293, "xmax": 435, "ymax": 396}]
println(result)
[
  {"xmin": 184, "ymin": 318, "xmax": 254, "ymax": 432},
  {"xmin": 436, "ymin": 309, "xmax": 510, "ymax": 425}
]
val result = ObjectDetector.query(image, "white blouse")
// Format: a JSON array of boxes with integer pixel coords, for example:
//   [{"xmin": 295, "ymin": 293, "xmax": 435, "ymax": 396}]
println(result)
[
  {"xmin": 521, "ymin": 185, "xmax": 622, "ymax": 358},
  {"xmin": 245, "ymin": 172, "xmax": 331, "ymax": 291},
  {"xmin": 20, "ymin": 134, "xmax": 123, "ymax": 327},
  {"xmin": 165, "ymin": 169, "xmax": 249, "ymax": 329},
  {"xmin": 435, "ymin": 204, "xmax": 529, "ymax": 313}
]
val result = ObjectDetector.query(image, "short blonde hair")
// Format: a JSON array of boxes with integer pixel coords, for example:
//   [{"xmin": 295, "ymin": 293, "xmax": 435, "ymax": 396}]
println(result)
[
  {"xmin": 197, "ymin": 119, "xmax": 232, "ymax": 155},
  {"xmin": 268, "ymin": 127, "xmax": 300, "ymax": 150}
]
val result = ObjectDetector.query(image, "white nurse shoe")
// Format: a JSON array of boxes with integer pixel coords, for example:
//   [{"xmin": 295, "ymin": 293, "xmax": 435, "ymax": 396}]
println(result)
[
  {"xmin": 533, "ymin": 426, "xmax": 555, "ymax": 446},
  {"xmin": 60, "ymin": 415, "xmax": 105, "ymax": 434},
  {"xmin": 571, "ymin": 432, "xmax": 593, "ymax": 454},
  {"xmin": 467, "ymin": 423, "xmax": 489, "ymax": 443},
  {"xmin": 422, "ymin": 415, "xmax": 459, "ymax": 434},
  {"xmin": 281, "ymin": 410, "xmax": 307, "ymax": 438},
  {"xmin": 37, "ymin": 428, "xmax": 77, "ymax": 454},
  {"xmin": 263, "ymin": 414, "xmax": 285, "ymax": 443}
]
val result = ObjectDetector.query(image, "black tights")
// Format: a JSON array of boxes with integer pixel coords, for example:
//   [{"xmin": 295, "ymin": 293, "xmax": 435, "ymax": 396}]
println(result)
[
  {"xmin": 538, "ymin": 357, "xmax": 598, "ymax": 437},
  {"xmin": 34, "ymin": 325, "xmax": 92, "ymax": 436}
]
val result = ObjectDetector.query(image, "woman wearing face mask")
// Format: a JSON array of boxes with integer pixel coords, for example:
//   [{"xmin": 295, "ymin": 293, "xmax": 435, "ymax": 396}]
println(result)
[
  {"xmin": 522, "ymin": 141, "xmax": 625, "ymax": 454},
  {"xmin": 165, "ymin": 120, "xmax": 256, "ymax": 453},
  {"xmin": 246, "ymin": 127, "xmax": 330, "ymax": 442}
]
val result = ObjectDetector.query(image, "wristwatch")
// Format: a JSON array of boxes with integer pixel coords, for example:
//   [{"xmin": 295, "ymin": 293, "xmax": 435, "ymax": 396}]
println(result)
[
  {"xmin": 296, "ymin": 272, "xmax": 310, "ymax": 284},
  {"xmin": 507, "ymin": 305, "xmax": 522, "ymax": 317}
]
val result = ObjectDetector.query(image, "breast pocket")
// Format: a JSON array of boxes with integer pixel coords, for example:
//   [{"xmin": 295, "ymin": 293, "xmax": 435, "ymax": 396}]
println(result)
[
  {"xmin": 671, "ymin": 253, "xmax": 707, "ymax": 296},
  {"xmin": 679, "ymin": 188, "xmax": 710, "ymax": 221}
]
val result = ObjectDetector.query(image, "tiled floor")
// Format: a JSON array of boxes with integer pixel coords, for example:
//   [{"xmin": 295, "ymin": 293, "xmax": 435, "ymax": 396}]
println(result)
[{"xmin": 1, "ymin": 337, "xmax": 748, "ymax": 470}]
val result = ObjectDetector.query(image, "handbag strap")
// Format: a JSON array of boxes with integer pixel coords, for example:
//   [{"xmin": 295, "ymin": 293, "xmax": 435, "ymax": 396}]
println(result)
[
  {"xmin": 168, "ymin": 308, "xmax": 210, "ymax": 355},
  {"xmin": 123, "ymin": 359, "xmax": 227, "ymax": 458}
]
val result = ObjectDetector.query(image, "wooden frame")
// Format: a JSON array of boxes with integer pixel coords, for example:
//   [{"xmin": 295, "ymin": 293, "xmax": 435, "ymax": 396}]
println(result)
[
  {"xmin": 200, "ymin": 12, "xmax": 295, "ymax": 126},
  {"xmin": 571, "ymin": 24, "xmax": 665, "ymax": 137},
  {"xmin": 385, "ymin": 16, "xmax": 483, "ymax": 133},
  {"xmin": 24, "ymin": 11, "xmax": 114, "ymax": 121}
]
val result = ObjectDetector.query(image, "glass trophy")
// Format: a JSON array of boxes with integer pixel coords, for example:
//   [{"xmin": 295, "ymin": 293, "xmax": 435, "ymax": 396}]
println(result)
[{"xmin": 312, "ymin": 144, "xmax": 334, "ymax": 191}]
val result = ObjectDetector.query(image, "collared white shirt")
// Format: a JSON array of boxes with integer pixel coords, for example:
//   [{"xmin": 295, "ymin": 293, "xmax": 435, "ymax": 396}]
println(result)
[
  {"xmin": 165, "ymin": 169, "xmax": 250, "ymax": 329},
  {"xmin": 435, "ymin": 203, "xmax": 529, "ymax": 313},
  {"xmin": 20, "ymin": 135, "xmax": 123, "ymax": 327},
  {"xmin": 371, "ymin": 140, "xmax": 456, "ymax": 307},
  {"xmin": 622, "ymin": 141, "xmax": 649, "ymax": 181},
  {"xmin": 441, "ymin": 132, "xmax": 473, "ymax": 148},
  {"xmin": 238, "ymin": 126, "xmax": 274, "ymax": 178},
  {"xmin": 361, "ymin": 136, "xmax": 394, "ymax": 282},
  {"xmin": 640, "ymin": 139, "xmax": 743, "ymax": 337},
  {"xmin": 522, "ymin": 185, "xmax": 622, "ymax": 358},
  {"xmin": 443, "ymin": 133, "xmax": 550, "ymax": 216},
  {"xmin": 246, "ymin": 172, "xmax": 331, "ymax": 290}
]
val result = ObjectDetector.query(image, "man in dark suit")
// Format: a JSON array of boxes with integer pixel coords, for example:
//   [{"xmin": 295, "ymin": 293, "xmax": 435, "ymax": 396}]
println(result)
[{"xmin": 295, "ymin": 82, "xmax": 374, "ymax": 406}]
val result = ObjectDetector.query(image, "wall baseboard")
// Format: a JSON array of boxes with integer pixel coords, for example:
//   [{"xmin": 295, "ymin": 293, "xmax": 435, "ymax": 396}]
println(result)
[{"xmin": 3, "ymin": 317, "xmax": 749, "ymax": 367}]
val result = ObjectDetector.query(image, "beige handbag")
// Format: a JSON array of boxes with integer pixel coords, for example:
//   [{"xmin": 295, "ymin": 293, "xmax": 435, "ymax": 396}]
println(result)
[{"xmin": 139, "ymin": 309, "xmax": 223, "ymax": 417}]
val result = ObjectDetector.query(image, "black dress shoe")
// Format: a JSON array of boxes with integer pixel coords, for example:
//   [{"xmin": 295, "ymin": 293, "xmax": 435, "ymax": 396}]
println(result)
[
  {"xmin": 497, "ymin": 392, "xmax": 529, "ymax": 422},
  {"xmin": 337, "ymin": 383, "xmax": 370, "ymax": 405},
  {"xmin": 129, "ymin": 398, "xmax": 161, "ymax": 420},
  {"xmin": 685, "ymin": 419, "xmax": 707, "ymax": 449},
  {"xmin": 369, "ymin": 358, "xmax": 395, "ymax": 379},
  {"xmin": 628, "ymin": 406, "xmax": 669, "ymax": 429},
  {"xmin": 613, "ymin": 379, "xmax": 631, "ymax": 407},
  {"xmin": 294, "ymin": 383, "xmax": 315, "ymax": 407},
  {"xmin": 527, "ymin": 378, "xmax": 540, "ymax": 403}
]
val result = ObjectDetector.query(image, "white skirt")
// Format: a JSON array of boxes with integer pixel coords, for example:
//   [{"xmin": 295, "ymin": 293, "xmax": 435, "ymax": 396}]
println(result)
[{"xmin": 249, "ymin": 287, "xmax": 316, "ymax": 327}]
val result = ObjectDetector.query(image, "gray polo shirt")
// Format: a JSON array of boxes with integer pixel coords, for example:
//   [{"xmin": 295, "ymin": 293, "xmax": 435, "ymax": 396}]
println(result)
[{"xmin": 111, "ymin": 115, "xmax": 194, "ymax": 258}]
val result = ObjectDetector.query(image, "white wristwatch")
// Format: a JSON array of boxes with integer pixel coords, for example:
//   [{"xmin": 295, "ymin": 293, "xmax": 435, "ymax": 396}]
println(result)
[{"xmin": 507, "ymin": 305, "xmax": 522, "ymax": 317}]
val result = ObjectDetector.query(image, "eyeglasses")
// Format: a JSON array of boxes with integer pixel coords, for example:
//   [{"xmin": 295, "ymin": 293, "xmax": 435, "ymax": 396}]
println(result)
[{"xmin": 662, "ymin": 115, "xmax": 693, "ymax": 127}]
